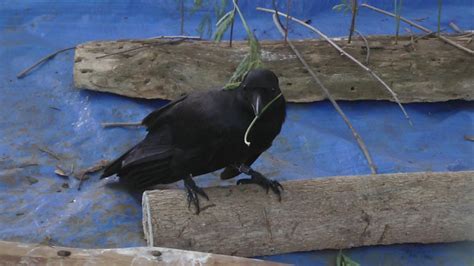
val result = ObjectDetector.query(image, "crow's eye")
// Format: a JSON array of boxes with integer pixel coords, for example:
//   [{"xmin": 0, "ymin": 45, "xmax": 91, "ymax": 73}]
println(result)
[{"xmin": 271, "ymin": 88, "xmax": 276, "ymax": 92}]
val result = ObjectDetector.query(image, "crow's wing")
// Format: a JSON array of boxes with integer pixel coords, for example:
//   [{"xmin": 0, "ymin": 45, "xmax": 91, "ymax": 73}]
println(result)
[
  {"xmin": 142, "ymin": 94, "xmax": 188, "ymax": 130},
  {"xmin": 116, "ymin": 128, "xmax": 176, "ymax": 187}
]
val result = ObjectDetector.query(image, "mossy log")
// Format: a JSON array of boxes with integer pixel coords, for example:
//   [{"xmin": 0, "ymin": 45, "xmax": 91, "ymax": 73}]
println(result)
[
  {"xmin": 142, "ymin": 171, "xmax": 474, "ymax": 257},
  {"xmin": 74, "ymin": 36, "xmax": 473, "ymax": 102}
]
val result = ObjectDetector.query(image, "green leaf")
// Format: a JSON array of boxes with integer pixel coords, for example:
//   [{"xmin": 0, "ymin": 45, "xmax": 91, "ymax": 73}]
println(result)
[
  {"xmin": 336, "ymin": 250, "xmax": 360, "ymax": 266},
  {"xmin": 213, "ymin": 0, "xmax": 262, "ymax": 89},
  {"xmin": 332, "ymin": 4, "xmax": 346, "ymax": 11},
  {"xmin": 191, "ymin": 0, "xmax": 207, "ymax": 15},
  {"xmin": 213, "ymin": 10, "xmax": 235, "ymax": 42},
  {"xmin": 214, "ymin": 0, "xmax": 229, "ymax": 19},
  {"xmin": 197, "ymin": 13, "xmax": 213, "ymax": 39},
  {"xmin": 332, "ymin": 0, "xmax": 352, "ymax": 13},
  {"xmin": 224, "ymin": 0, "xmax": 263, "ymax": 87},
  {"xmin": 194, "ymin": 0, "xmax": 203, "ymax": 6}
]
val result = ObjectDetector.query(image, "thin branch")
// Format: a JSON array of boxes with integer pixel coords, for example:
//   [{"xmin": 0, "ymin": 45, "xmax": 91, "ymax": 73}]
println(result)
[
  {"xmin": 448, "ymin": 22, "xmax": 463, "ymax": 34},
  {"xmin": 348, "ymin": 0, "xmax": 358, "ymax": 43},
  {"xmin": 180, "ymin": 0, "xmax": 185, "ymax": 35},
  {"xmin": 354, "ymin": 30, "xmax": 370, "ymax": 64},
  {"xmin": 412, "ymin": 31, "xmax": 438, "ymax": 42},
  {"xmin": 437, "ymin": 0, "xmax": 442, "ymax": 35},
  {"xmin": 404, "ymin": 27, "xmax": 416, "ymax": 51},
  {"xmin": 17, "ymin": 47, "xmax": 75, "ymax": 79},
  {"xmin": 394, "ymin": 0, "xmax": 403, "ymax": 44},
  {"xmin": 270, "ymin": 13, "xmax": 377, "ymax": 174},
  {"xmin": 361, "ymin": 3, "xmax": 474, "ymax": 55},
  {"xmin": 464, "ymin": 135, "xmax": 474, "ymax": 142},
  {"xmin": 96, "ymin": 45, "xmax": 147, "ymax": 59},
  {"xmin": 96, "ymin": 39, "xmax": 185, "ymax": 59},
  {"xmin": 101, "ymin": 121, "xmax": 143, "ymax": 128},
  {"xmin": 76, "ymin": 160, "xmax": 110, "ymax": 190},
  {"xmin": 257, "ymin": 7, "xmax": 412, "ymax": 126},
  {"xmin": 285, "ymin": 0, "xmax": 291, "ymax": 42},
  {"xmin": 272, "ymin": 0, "xmax": 287, "ymax": 38},
  {"xmin": 146, "ymin": 35, "xmax": 201, "ymax": 40},
  {"xmin": 38, "ymin": 146, "xmax": 62, "ymax": 161},
  {"xmin": 229, "ymin": 0, "xmax": 238, "ymax": 47}
]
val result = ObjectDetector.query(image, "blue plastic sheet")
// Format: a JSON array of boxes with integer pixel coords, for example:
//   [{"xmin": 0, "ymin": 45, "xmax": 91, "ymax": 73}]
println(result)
[{"xmin": 1, "ymin": 0, "xmax": 473, "ymax": 265}]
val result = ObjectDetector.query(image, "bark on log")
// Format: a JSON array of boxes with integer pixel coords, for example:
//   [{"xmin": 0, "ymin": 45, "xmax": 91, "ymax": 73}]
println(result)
[
  {"xmin": 0, "ymin": 241, "xmax": 284, "ymax": 265},
  {"xmin": 142, "ymin": 171, "xmax": 474, "ymax": 257},
  {"xmin": 74, "ymin": 36, "xmax": 474, "ymax": 103}
]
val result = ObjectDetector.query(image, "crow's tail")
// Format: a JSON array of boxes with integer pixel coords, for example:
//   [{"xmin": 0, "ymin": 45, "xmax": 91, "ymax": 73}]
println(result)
[{"xmin": 101, "ymin": 146, "xmax": 135, "ymax": 179}]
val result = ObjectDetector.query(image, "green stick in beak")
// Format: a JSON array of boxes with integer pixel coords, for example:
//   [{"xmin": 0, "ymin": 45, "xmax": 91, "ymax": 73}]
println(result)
[{"xmin": 244, "ymin": 92, "xmax": 283, "ymax": 146}]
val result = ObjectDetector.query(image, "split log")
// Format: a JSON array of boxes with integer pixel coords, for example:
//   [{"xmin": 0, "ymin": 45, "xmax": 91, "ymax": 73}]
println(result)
[
  {"xmin": 0, "ymin": 241, "xmax": 284, "ymax": 265},
  {"xmin": 142, "ymin": 171, "xmax": 474, "ymax": 257},
  {"xmin": 74, "ymin": 36, "xmax": 474, "ymax": 103}
]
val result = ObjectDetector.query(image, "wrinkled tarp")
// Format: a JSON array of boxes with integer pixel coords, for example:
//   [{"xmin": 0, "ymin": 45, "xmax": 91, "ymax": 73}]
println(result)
[{"xmin": 0, "ymin": 0, "xmax": 473, "ymax": 265}]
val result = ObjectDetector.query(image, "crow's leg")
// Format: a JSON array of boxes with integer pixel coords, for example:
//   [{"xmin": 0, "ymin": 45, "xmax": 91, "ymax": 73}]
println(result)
[
  {"xmin": 183, "ymin": 175, "xmax": 209, "ymax": 214},
  {"xmin": 235, "ymin": 164, "xmax": 283, "ymax": 201}
]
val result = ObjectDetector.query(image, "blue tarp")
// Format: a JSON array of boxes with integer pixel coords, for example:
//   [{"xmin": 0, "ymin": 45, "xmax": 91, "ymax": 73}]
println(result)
[{"xmin": 1, "ymin": 0, "xmax": 473, "ymax": 265}]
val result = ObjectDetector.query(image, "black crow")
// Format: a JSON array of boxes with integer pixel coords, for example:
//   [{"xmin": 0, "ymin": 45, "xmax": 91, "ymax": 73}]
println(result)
[{"xmin": 101, "ymin": 69, "xmax": 286, "ymax": 213}]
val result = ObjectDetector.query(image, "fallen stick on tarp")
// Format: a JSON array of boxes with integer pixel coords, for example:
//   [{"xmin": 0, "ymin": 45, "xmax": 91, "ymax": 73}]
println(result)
[
  {"xmin": 0, "ymin": 240, "xmax": 284, "ymax": 266},
  {"xmin": 142, "ymin": 171, "xmax": 474, "ymax": 257},
  {"xmin": 74, "ymin": 37, "xmax": 474, "ymax": 103}
]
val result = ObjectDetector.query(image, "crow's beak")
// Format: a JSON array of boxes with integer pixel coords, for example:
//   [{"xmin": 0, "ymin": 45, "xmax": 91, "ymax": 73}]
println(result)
[{"xmin": 251, "ymin": 95, "xmax": 262, "ymax": 116}]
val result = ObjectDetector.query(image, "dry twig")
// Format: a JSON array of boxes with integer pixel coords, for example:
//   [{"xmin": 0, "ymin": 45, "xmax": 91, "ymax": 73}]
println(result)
[
  {"xmin": 257, "ymin": 7, "xmax": 412, "ymax": 126},
  {"xmin": 229, "ymin": 0, "xmax": 238, "ymax": 47},
  {"xmin": 285, "ymin": 0, "xmax": 291, "ymax": 42},
  {"xmin": 348, "ymin": 0, "xmax": 358, "ymax": 43},
  {"xmin": 146, "ymin": 35, "xmax": 201, "ymax": 40},
  {"xmin": 37, "ymin": 146, "xmax": 62, "ymax": 161},
  {"xmin": 464, "ymin": 135, "xmax": 474, "ymax": 142},
  {"xmin": 270, "ymin": 12, "xmax": 377, "ymax": 174},
  {"xmin": 361, "ymin": 3, "xmax": 474, "ymax": 55},
  {"xmin": 76, "ymin": 160, "xmax": 110, "ymax": 190},
  {"xmin": 96, "ymin": 39, "xmax": 185, "ymax": 59},
  {"xmin": 17, "ymin": 47, "xmax": 75, "ymax": 79},
  {"xmin": 404, "ymin": 27, "xmax": 416, "ymax": 51},
  {"xmin": 180, "ymin": 0, "xmax": 185, "ymax": 35},
  {"xmin": 449, "ymin": 22, "xmax": 463, "ymax": 33},
  {"xmin": 101, "ymin": 121, "xmax": 143, "ymax": 128},
  {"xmin": 354, "ymin": 30, "xmax": 370, "ymax": 64},
  {"xmin": 413, "ymin": 31, "xmax": 435, "ymax": 42}
]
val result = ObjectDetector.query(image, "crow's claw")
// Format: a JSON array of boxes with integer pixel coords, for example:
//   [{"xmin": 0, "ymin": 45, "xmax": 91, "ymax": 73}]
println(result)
[
  {"xmin": 185, "ymin": 186, "xmax": 200, "ymax": 213},
  {"xmin": 237, "ymin": 171, "xmax": 283, "ymax": 201},
  {"xmin": 194, "ymin": 186, "xmax": 209, "ymax": 200},
  {"xmin": 184, "ymin": 176, "xmax": 209, "ymax": 214}
]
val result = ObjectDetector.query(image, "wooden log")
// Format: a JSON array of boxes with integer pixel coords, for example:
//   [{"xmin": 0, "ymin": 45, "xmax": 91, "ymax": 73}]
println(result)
[
  {"xmin": 0, "ymin": 241, "xmax": 285, "ymax": 265},
  {"xmin": 74, "ymin": 36, "xmax": 474, "ymax": 103},
  {"xmin": 142, "ymin": 171, "xmax": 474, "ymax": 257}
]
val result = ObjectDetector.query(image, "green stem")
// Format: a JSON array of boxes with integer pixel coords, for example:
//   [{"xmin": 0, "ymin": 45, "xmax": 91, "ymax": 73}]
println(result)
[
  {"xmin": 395, "ymin": 0, "xmax": 402, "ymax": 44},
  {"xmin": 232, "ymin": 0, "xmax": 254, "ymax": 42},
  {"xmin": 180, "ymin": 0, "xmax": 184, "ymax": 35},
  {"xmin": 437, "ymin": 0, "xmax": 442, "ymax": 35},
  {"xmin": 348, "ymin": 0, "xmax": 358, "ymax": 43},
  {"xmin": 229, "ymin": 0, "xmax": 238, "ymax": 47},
  {"xmin": 244, "ymin": 93, "xmax": 283, "ymax": 146}
]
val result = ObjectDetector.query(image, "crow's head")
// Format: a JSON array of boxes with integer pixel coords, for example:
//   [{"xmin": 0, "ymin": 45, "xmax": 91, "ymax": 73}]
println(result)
[{"xmin": 240, "ymin": 69, "xmax": 283, "ymax": 116}]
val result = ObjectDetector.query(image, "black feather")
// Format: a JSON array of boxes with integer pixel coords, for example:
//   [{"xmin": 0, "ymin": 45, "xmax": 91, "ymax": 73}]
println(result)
[{"xmin": 101, "ymin": 69, "xmax": 286, "ymax": 189}]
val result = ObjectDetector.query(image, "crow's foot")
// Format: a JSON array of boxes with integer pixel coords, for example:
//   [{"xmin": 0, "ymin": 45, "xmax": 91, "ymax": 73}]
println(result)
[
  {"xmin": 237, "ymin": 170, "xmax": 283, "ymax": 201},
  {"xmin": 184, "ymin": 176, "xmax": 209, "ymax": 214}
]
